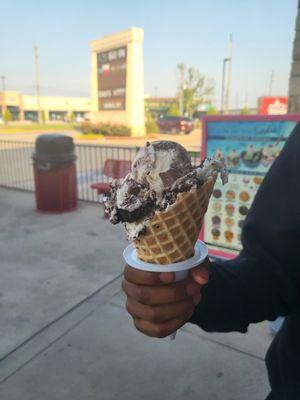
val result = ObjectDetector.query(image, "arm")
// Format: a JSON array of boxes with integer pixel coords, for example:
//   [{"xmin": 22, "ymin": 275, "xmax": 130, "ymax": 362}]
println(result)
[
  {"xmin": 190, "ymin": 123, "xmax": 300, "ymax": 333},
  {"xmin": 122, "ymin": 125, "xmax": 300, "ymax": 338}
]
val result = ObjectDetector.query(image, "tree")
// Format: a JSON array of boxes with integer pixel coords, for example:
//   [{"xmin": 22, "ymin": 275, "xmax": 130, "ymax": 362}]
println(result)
[
  {"xmin": 69, "ymin": 112, "xmax": 75, "ymax": 123},
  {"xmin": 3, "ymin": 109, "xmax": 12, "ymax": 125},
  {"xmin": 167, "ymin": 103, "xmax": 180, "ymax": 116},
  {"xmin": 41, "ymin": 110, "xmax": 46, "ymax": 124},
  {"xmin": 207, "ymin": 106, "xmax": 219, "ymax": 115},
  {"xmin": 177, "ymin": 63, "xmax": 214, "ymax": 117},
  {"xmin": 144, "ymin": 109, "xmax": 158, "ymax": 134},
  {"xmin": 240, "ymin": 107, "xmax": 249, "ymax": 115}
]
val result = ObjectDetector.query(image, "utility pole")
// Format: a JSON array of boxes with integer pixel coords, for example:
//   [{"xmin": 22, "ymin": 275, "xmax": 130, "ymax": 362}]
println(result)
[
  {"xmin": 268, "ymin": 70, "xmax": 274, "ymax": 96},
  {"xmin": 224, "ymin": 34, "xmax": 233, "ymax": 114},
  {"xmin": 1, "ymin": 75, "xmax": 6, "ymax": 116},
  {"xmin": 244, "ymin": 91, "xmax": 248, "ymax": 108},
  {"xmin": 34, "ymin": 44, "xmax": 42, "ymax": 124},
  {"xmin": 178, "ymin": 63, "xmax": 185, "ymax": 115},
  {"xmin": 221, "ymin": 58, "xmax": 229, "ymax": 114},
  {"xmin": 235, "ymin": 91, "xmax": 239, "ymax": 111}
]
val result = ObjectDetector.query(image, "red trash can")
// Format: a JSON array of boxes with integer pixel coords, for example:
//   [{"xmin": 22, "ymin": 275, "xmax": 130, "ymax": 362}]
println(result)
[{"xmin": 32, "ymin": 134, "xmax": 77, "ymax": 213}]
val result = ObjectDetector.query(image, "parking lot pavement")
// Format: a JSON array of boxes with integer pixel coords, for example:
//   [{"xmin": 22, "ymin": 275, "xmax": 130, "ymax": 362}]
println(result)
[{"xmin": 0, "ymin": 128, "xmax": 202, "ymax": 152}]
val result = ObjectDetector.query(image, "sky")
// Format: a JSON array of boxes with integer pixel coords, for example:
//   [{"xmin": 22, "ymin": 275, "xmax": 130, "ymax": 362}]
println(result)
[{"xmin": 0, "ymin": 0, "xmax": 298, "ymax": 108}]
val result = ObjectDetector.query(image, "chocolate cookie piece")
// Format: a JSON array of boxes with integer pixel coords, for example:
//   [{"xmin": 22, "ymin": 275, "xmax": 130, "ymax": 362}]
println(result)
[{"xmin": 117, "ymin": 202, "xmax": 155, "ymax": 223}]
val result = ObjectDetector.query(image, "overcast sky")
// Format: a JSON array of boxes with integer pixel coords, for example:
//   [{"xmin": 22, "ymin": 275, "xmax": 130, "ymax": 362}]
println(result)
[{"xmin": 1, "ymin": 0, "xmax": 297, "ymax": 107}]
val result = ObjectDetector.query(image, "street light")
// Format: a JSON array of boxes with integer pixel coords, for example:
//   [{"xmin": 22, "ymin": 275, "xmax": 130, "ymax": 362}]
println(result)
[
  {"xmin": 1, "ymin": 76, "xmax": 6, "ymax": 118},
  {"xmin": 221, "ymin": 58, "xmax": 229, "ymax": 114}
]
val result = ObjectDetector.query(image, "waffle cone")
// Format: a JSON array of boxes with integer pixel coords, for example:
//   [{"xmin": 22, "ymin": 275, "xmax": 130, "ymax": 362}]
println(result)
[{"xmin": 134, "ymin": 176, "xmax": 216, "ymax": 264}]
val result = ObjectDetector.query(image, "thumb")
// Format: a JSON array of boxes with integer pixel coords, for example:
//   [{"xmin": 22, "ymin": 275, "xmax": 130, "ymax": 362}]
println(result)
[{"xmin": 190, "ymin": 258, "xmax": 210, "ymax": 285}]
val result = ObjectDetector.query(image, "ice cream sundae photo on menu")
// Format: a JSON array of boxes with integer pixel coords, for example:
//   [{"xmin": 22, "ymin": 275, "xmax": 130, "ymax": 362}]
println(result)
[
  {"xmin": 226, "ymin": 149, "xmax": 240, "ymax": 168},
  {"xmin": 240, "ymin": 144, "xmax": 262, "ymax": 168},
  {"xmin": 261, "ymin": 143, "xmax": 280, "ymax": 167}
]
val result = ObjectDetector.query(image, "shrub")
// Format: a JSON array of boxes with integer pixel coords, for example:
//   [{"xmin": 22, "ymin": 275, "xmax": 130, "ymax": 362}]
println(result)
[
  {"xmin": 91, "ymin": 123, "xmax": 101, "ymax": 134},
  {"xmin": 81, "ymin": 121, "xmax": 92, "ymax": 134},
  {"xmin": 103, "ymin": 123, "xmax": 131, "ymax": 136},
  {"xmin": 240, "ymin": 107, "xmax": 250, "ymax": 115},
  {"xmin": 145, "ymin": 119, "xmax": 158, "ymax": 134},
  {"xmin": 206, "ymin": 107, "xmax": 219, "ymax": 115},
  {"xmin": 41, "ymin": 110, "xmax": 46, "ymax": 124},
  {"xmin": 69, "ymin": 112, "xmax": 75, "ymax": 123},
  {"xmin": 80, "ymin": 121, "xmax": 131, "ymax": 136},
  {"xmin": 3, "ymin": 109, "xmax": 12, "ymax": 124},
  {"xmin": 193, "ymin": 119, "xmax": 201, "ymax": 129},
  {"xmin": 167, "ymin": 103, "xmax": 180, "ymax": 116}
]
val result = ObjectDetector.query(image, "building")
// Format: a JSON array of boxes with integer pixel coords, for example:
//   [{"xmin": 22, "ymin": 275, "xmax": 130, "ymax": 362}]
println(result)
[
  {"xmin": 288, "ymin": 0, "xmax": 300, "ymax": 112},
  {"xmin": 0, "ymin": 91, "xmax": 91, "ymax": 122},
  {"xmin": 145, "ymin": 97, "xmax": 177, "ymax": 118}
]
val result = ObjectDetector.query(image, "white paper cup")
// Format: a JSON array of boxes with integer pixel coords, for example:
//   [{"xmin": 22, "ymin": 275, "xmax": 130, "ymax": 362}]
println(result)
[{"xmin": 123, "ymin": 240, "xmax": 208, "ymax": 340}]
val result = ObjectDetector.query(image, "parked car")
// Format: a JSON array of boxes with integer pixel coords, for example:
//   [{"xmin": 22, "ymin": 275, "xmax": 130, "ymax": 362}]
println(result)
[{"xmin": 156, "ymin": 116, "xmax": 194, "ymax": 134}]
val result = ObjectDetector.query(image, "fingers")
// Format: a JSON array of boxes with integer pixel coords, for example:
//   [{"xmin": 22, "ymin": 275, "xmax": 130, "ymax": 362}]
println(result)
[
  {"xmin": 122, "ymin": 278, "xmax": 201, "ymax": 306},
  {"xmin": 123, "ymin": 260, "xmax": 210, "ymax": 339},
  {"xmin": 125, "ymin": 259, "xmax": 211, "ymax": 287},
  {"xmin": 133, "ymin": 315, "xmax": 189, "ymax": 338},
  {"xmin": 126, "ymin": 295, "xmax": 201, "ymax": 324},
  {"xmin": 190, "ymin": 258, "xmax": 211, "ymax": 285},
  {"xmin": 124, "ymin": 264, "xmax": 175, "ymax": 285}
]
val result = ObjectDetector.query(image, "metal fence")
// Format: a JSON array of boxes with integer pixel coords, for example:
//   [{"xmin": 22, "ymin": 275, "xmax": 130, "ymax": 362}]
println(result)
[{"xmin": 0, "ymin": 140, "xmax": 201, "ymax": 202}]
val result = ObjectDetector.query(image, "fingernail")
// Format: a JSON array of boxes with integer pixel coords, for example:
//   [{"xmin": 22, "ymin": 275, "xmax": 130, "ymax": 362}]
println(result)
[
  {"xmin": 159, "ymin": 272, "xmax": 174, "ymax": 283},
  {"xmin": 194, "ymin": 275, "xmax": 208, "ymax": 285}
]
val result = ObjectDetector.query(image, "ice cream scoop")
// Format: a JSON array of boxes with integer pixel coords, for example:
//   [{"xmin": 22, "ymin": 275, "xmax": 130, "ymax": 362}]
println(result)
[
  {"xmin": 108, "ymin": 141, "xmax": 194, "ymax": 226},
  {"xmin": 130, "ymin": 141, "xmax": 192, "ymax": 199}
]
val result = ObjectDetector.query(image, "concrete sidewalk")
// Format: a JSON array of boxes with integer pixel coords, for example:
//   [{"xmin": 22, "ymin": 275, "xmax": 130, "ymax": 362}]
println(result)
[{"xmin": 0, "ymin": 188, "xmax": 273, "ymax": 399}]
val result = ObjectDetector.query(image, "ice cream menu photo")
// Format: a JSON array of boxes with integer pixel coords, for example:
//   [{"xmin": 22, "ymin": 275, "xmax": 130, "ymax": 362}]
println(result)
[{"xmin": 201, "ymin": 116, "xmax": 299, "ymax": 256}]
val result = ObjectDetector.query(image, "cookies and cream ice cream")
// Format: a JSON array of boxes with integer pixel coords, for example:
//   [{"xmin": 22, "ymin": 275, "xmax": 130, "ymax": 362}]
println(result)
[{"xmin": 105, "ymin": 141, "xmax": 227, "ymax": 241}]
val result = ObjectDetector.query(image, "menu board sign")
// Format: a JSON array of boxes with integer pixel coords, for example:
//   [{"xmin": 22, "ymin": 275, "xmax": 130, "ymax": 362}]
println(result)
[
  {"xmin": 201, "ymin": 116, "xmax": 299, "ymax": 256},
  {"xmin": 97, "ymin": 46, "xmax": 127, "ymax": 111}
]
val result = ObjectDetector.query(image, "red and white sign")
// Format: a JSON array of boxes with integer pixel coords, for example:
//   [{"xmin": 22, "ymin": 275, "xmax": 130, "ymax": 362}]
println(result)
[{"xmin": 258, "ymin": 97, "xmax": 288, "ymax": 115}]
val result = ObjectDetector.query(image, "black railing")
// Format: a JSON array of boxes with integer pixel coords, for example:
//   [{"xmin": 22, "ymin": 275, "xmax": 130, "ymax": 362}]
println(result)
[
  {"xmin": 0, "ymin": 140, "xmax": 35, "ymax": 192},
  {"xmin": 0, "ymin": 140, "xmax": 201, "ymax": 202},
  {"xmin": 75, "ymin": 144, "xmax": 138, "ymax": 202}
]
